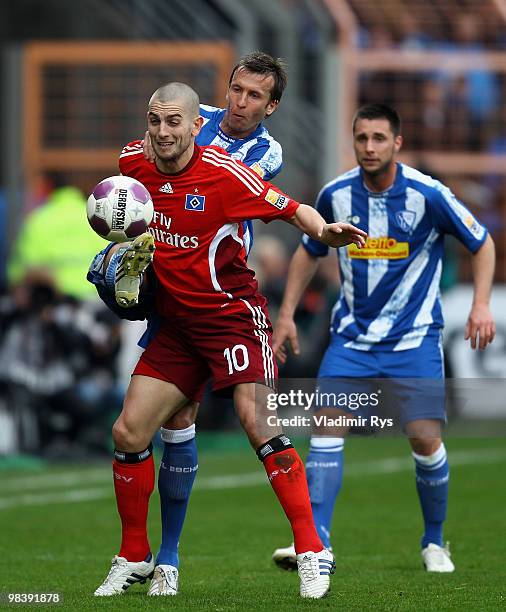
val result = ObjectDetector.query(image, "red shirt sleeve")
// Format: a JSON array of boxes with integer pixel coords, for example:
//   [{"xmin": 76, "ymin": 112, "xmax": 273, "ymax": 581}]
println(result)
[
  {"xmin": 201, "ymin": 147, "xmax": 299, "ymax": 223},
  {"xmin": 118, "ymin": 140, "xmax": 143, "ymax": 174}
]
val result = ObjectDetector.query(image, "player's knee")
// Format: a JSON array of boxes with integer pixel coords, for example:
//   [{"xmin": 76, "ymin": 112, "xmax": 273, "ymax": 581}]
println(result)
[
  {"xmin": 410, "ymin": 437, "xmax": 442, "ymax": 456},
  {"xmin": 163, "ymin": 406, "xmax": 197, "ymax": 430},
  {"xmin": 112, "ymin": 418, "xmax": 150, "ymax": 452},
  {"xmin": 111, "ymin": 419, "xmax": 131, "ymax": 450}
]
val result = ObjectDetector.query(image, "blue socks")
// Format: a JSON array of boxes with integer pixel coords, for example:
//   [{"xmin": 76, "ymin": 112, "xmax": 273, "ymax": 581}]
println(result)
[
  {"xmin": 305, "ymin": 437, "xmax": 345, "ymax": 549},
  {"xmin": 305, "ymin": 437, "xmax": 449, "ymax": 551},
  {"xmin": 413, "ymin": 443, "xmax": 449, "ymax": 549},
  {"xmin": 156, "ymin": 425, "xmax": 198, "ymax": 568}
]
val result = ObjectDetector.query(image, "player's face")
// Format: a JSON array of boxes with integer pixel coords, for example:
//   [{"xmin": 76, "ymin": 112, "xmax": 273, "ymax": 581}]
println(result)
[
  {"xmin": 222, "ymin": 68, "xmax": 279, "ymax": 138},
  {"xmin": 147, "ymin": 99, "xmax": 202, "ymax": 166},
  {"xmin": 353, "ymin": 118, "xmax": 402, "ymax": 177}
]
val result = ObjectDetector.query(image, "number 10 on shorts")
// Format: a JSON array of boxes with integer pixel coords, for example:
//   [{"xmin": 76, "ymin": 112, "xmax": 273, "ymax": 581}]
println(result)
[{"xmin": 224, "ymin": 344, "xmax": 249, "ymax": 374}]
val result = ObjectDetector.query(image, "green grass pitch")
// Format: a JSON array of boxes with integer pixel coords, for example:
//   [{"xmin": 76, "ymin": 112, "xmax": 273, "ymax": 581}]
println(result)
[{"xmin": 0, "ymin": 435, "xmax": 504, "ymax": 611}]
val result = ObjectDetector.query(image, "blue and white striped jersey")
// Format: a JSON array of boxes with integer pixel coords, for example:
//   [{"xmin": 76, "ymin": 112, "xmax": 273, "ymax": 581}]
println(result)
[
  {"xmin": 302, "ymin": 163, "xmax": 487, "ymax": 352},
  {"xmin": 198, "ymin": 104, "xmax": 283, "ymax": 180},
  {"xmin": 198, "ymin": 104, "xmax": 283, "ymax": 255}
]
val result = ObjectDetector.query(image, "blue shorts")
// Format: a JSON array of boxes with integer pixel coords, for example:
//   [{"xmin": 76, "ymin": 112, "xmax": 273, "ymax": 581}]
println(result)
[{"xmin": 316, "ymin": 333, "xmax": 446, "ymax": 426}]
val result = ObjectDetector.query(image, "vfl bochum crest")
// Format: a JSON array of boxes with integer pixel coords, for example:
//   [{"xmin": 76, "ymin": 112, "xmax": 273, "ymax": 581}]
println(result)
[
  {"xmin": 395, "ymin": 210, "xmax": 416, "ymax": 233},
  {"xmin": 185, "ymin": 194, "xmax": 205, "ymax": 211}
]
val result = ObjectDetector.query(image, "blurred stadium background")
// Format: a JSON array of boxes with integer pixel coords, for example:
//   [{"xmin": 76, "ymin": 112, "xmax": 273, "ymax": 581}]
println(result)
[
  {"xmin": 0, "ymin": 2, "xmax": 505, "ymax": 607},
  {"xmin": 2, "ymin": 0, "xmax": 505, "ymax": 452}
]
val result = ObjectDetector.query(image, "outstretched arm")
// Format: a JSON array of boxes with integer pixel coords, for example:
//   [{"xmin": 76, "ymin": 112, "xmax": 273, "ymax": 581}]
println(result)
[
  {"xmin": 288, "ymin": 204, "xmax": 367, "ymax": 249},
  {"xmin": 273, "ymin": 245, "xmax": 320, "ymax": 363},
  {"xmin": 465, "ymin": 233, "xmax": 496, "ymax": 350}
]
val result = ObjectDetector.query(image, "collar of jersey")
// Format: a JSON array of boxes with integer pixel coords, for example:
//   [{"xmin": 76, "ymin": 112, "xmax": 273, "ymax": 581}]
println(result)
[
  {"xmin": 360, "ymin": 162, "xmax": 404, "ymax": 198},
  {"xmin": 154, "ymin": 144, "xmax": 201, "ymax": 177},
  {"xmin": 216, "ymin": 112, "xmax": 264, "ymax": 143}
]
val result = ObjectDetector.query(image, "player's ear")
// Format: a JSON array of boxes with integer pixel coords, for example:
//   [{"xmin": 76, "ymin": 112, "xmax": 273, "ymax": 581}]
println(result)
[
  {"xmin": 394, "ymin": 135, "xmax": 403, "ymax": 153},
  {"xmin": 192, "ymin": 115, "xmax": 204, "ymax": 137},
  {"xmin": 265, "ymin": 99, "xmax": 279, "ymax": 118}
]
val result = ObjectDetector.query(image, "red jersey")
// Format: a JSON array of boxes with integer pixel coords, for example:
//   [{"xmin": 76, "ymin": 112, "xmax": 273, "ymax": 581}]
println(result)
[{"xmin": 119, "ymin": 142, "xmax": 299, "ymax": 316}]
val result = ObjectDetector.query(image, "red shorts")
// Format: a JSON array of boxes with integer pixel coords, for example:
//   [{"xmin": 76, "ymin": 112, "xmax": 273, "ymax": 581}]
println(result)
[{"xmin": 133, "ymin": 296, "xmax": 277, "ymax": 402}]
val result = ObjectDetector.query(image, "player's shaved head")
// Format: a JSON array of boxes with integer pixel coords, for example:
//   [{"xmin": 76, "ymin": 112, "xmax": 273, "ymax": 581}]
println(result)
[
  {"xmin": 149, "ymin": 82, "xmax": 200, "ymax": 117},
  {"xmin": 147, "ymin": 82, "xmax": 203, "ymax": 172}
]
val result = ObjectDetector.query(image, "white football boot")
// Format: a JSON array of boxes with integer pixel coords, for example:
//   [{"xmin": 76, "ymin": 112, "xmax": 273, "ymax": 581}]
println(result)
[
  {"xmin": 115, "ymin": 232, "xmax": 155, "ymax": 308},
  {"xmin": 147, "ymin": 564, "xmax": 179, "ymax": 596},
  {"xmin": 273, "ymin": 542, "xmax": 334, "ymax": 572},
  {"xmin": 272, "ymin": 543, "xmax": 297, "ymax": 571},
  {"xmin": 421, "ymin": 542, "xmax": 455, "ymax": 572},
  {"xmin": 94, "ymin": 555, "xmax": 155, "ymax": 596},
  {"xmin": 297, "ymin": 548, "xmax": 335, "ymax": 599}
]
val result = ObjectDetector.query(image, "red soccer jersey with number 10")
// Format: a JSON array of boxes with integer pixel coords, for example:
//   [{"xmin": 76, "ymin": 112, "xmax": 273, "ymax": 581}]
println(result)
[{"xmin": 119, "ymin": 142, "xmax": 300, "ymax": 317}]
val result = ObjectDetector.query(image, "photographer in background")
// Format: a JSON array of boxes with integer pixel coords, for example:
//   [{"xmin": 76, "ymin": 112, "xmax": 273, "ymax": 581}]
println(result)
[{"xmin": 0, "ymin": 272, "xmax": 122, "ymax": 459}]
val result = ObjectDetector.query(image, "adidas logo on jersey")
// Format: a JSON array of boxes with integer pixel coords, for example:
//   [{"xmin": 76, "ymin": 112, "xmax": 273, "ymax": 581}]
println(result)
[{"xmin": 159, "ymin": 182, "xmax": 173, "ymax": 194}]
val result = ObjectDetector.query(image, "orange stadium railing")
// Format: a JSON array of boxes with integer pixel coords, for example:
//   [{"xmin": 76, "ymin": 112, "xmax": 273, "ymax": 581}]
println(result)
[
  {"xmin": 335, "ymin": 49, "xmax": 506, "ymax": 280},
  {"xmin": 22, "ymin": 41, "xmax": 235, "ymax": 194},
  {"xmin": 337, "ymin": 50, "xmax": 506, "ymax": 174},
  {"xmin": 322, "ymin": 0, "xmax": 506, "ymax": 279}
]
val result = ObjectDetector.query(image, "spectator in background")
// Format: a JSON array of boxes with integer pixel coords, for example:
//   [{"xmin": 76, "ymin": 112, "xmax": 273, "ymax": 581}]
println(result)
[
  {"xmin": 452, "ymin": 14, "xmax": 499, "ymax": 124},
  {"xmin": 0, "ymin": 189, "xmax": 6, "ymax": 294},
  {"xmin": 4, "ymin": 172, "xmax": 124, "ymax": 458},
  {"xmin": 419, "ymin": 79, "xmax": 447, "ymax": 150},
  {"xmin": 360, "ymin": 24, "xmax": 395, "ymax": 50},
  {"xmin": 357, "ymin": 26, "xmax": 396, "ymax": 109},
  {"xmin": 485, "ymin": 110, "xmax": 506, "ymax": 219},
  {"xmin": 360, "ymin": 10, "xmax": 499, "ymax": 152},
  {"xmin": 250, "ymin": 235, "xmax": 338, "ymax": 379},
  {"xmin": 399, "ymin": 13, "xmax": 432, "ymax": 50},
  {"xmin": 249, "ymin": 234, "xmax": 289, "ymax": 316},
  {"xmin": 0, "ymin": 273, "xmax": 121, "ymax": 458},
  {"xmin": 8, "ymin": 173, "xmax": 106, "ymax": 301},
  {"xmin": 438, "ymin": 13, "xmax": 499, "ymax": 150}
]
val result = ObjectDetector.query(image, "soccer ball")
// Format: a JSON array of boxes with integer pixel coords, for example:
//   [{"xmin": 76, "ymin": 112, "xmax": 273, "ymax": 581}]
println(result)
[{"xmin": 87, "ymin": 175, "xmax": 154, "ymax": 243}]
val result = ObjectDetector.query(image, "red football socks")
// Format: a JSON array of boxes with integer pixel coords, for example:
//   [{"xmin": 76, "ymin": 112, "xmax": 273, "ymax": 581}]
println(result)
[
  {"xmin": 263, "ymin": 448, "xmax": 323, "ymax": 554},
  {"xmin": 113, "ymin": 455, "xmax": 155, "ymax": 561}
]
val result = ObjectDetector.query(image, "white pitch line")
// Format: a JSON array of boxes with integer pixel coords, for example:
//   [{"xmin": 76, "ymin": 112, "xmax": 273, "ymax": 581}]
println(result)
[
  {"xmin": 2, "ymin": 468, "xmax": 110, "ymax": 492},
  {"xmin": 6, "ymin": 447, "xmax": 504, "ymax": 492},
  {"xmin": 0, "ymin": 487, "xmax": 112, "ymax": 510},
  {"xmin": 196, "ymin": 472, "xmax": 266, "ymax": 490},
  {"xmin": 0, "ymin": 447, "xmax": 504, "ymax": 510},
  {"xmin": 197, "ymin": 448, "xmax": 506, "ymax": 489},
  {"xmin": 346, "ymin": 447, "xmax": 506, "ymax": 476}
]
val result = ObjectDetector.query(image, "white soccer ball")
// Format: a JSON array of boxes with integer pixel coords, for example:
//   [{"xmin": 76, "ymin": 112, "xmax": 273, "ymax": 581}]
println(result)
[{"xmin": 87, "ymin": 175, "xmax": 154, "ymax": 243}]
